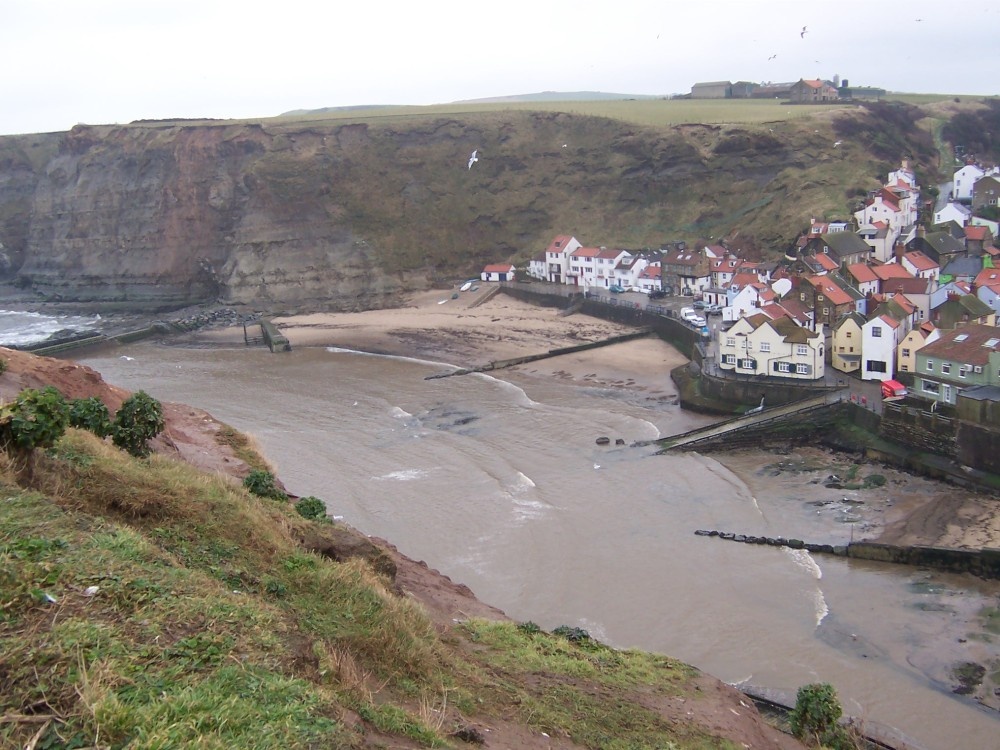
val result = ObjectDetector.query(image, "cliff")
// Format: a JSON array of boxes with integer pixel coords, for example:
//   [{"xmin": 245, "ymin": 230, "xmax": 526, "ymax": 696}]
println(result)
[{"xmin": 0, "ymin": 100, "xmax": 952, "ymax": 312}]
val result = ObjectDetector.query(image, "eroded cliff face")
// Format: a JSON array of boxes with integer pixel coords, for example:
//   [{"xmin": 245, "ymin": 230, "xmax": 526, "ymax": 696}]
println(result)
[{"xmin": 0, "ymin": 107, "xmax": 936, "ymax": 312}]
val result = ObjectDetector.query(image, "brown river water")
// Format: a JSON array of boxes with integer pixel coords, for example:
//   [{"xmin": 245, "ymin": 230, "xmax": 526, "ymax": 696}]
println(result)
[{"xmin": 77, "ymin": 343, "xmax": 1000, "ymax": 750}]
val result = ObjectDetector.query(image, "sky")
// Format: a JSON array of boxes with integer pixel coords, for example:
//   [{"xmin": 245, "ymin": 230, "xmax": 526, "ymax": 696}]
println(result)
[{"xmin": 2, "ymin": 0, "xmax": 998, "ymax": 136}]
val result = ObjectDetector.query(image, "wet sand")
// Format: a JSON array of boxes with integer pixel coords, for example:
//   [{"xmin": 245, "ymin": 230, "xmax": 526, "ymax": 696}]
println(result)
[{"xmin": 188, "ymin": 287, "xmax": 1000, "ymax": 552}]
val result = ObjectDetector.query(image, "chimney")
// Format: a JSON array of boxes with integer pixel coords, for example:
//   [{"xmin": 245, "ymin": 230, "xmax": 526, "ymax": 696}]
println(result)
[
  {"xmin": 917, "ymin": 225, "xmax": 926, "ymax": 239},
  {"xmin": 894, "ymin": 241, "xmax": 906, "ymax": 261}
]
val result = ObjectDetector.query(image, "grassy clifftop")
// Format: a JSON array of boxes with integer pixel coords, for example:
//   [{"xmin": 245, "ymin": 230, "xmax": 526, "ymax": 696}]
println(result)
[{"xmin": 1, "ymin": 421, "xmax": 798, "ymax": 749}]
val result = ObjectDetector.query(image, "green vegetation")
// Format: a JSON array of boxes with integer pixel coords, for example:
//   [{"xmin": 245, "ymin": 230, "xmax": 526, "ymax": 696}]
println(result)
[
  {"xmin": 243, "ymin": 469, "xmax": 288, "ymax": 501},
  {"xmin": 0, "ymin": 386, "xmax": 70, "ymax": 452},
  {"xmin": 0, "ymin": 421, "xmax": 774, "ymax": 749},
  {"xmin": 788, "ymin": 683, "xmax": 861, "ymax": 749},
  {"xmin": 69, "ymin": 396, "xmax": 114, "ymax": 438},
  {"xmin": 110, "ymin": 390, "xmax": 165, "ymax": 458},
  {"xmin": 273, "ymin": 98, "xmax": 849, "ymax": 130},
  {"xmin": 294, "ymin": 495, "xmax": 327, "ymax": 520}
]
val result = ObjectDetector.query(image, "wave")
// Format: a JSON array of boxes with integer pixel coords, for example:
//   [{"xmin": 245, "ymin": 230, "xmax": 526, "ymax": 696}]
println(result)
[
  {"xmin": 511, "ymin": 471, "xmax": 536, "ymax": 491},
  {"xmin": 323, "ymin": 346, "xmax": 462, "ymax": 371},
  {"xmin": 0, "ymin": 309, "xmax": 100, "ymax": 347},
  {"xmin": 784, "ymin": 547, "xmax": 823, "ymax": 580},
  {"xmin": 372, "ymin": 468, "xmax": 431, "ymax": 482}
]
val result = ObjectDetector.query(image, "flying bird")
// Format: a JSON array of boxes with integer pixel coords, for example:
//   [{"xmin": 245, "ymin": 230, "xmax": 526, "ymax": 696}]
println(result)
[
  {"xmin": 768, "ymin": 54, "xmax": 777, "ymax": 61},
  {"xmin": 800, "ymin": 25, "xmax": 808, "ymax": 38},
  {"xmin": 467, "ymin": 149, "xmax": 479, "ymax": 170},
  {"xmin": 834, "ymin": 140, "xmax": 843, "ymax": 147}
]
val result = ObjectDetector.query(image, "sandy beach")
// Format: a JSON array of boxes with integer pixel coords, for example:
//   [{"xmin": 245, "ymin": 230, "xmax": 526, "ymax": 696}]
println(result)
[
  {"xmin": 186, "ymin": 287, "xmax": 1000, "ymax": 553},
  {"xmin": 194, "ymin": 288, "xmax": 689, "ymax": 398}
]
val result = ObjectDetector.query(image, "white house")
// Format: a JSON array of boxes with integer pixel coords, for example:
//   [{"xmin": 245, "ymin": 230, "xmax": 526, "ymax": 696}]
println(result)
[
  {"xmin": 613, "ymin": 255, "xmax": 650, "ymax": 290},
  {"xmin": 723, "ymin": 281, "xmax": 773, "ymax": 323},
  {"xmin": 481, "ymin": 263, "xmax": 516, "ymax": 282},
  {"xmin": 543, "ymin": 235, "xmax": 582, "ymax": 284},
  {"xmin": 933, "ymin": 201, "xmax": 972, "ymax": 227},
  {"xmin": 861, "ymin": 313, "xmax": 902, "ymax": 381},
  {"xmin": 718, "ymin": 313, "xmax": 825, "ymax": 380},
  {"xmin": 953, "ymin": 164, "xmax": 985, "ymax": 202},
  {"xmin": 527, "ymin": 253, "xmax": 547, "ymax": 281},
  {"xmin": 900, "ymin": 250, "xmax": 940, "ymax": 283},
  {"xmin": 888, "ymin": 160, "xmax": 918, "ymax": 190},
  {"xmin": 710, "ymin": 256, "xmax": 741, "ymax": 288},
  {"xmin": 974, "ymin": 267, "xmax": 1000, "ymax": 315}
]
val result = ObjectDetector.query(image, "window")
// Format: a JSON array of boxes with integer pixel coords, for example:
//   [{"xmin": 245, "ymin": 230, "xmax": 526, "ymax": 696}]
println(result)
[
  {"xmin": 739, "ymin": 358, "xmax": 756, "ymax": 370},
  {"xmin": 922, "ymin": 380, "xmax": 940, "ymax": 394},
  {"xmin": 760, "ymin": 342, "xmax": 771, "ymax": 353},
  {"xmin": 959, "ymin": 366, "xmax": 968, "ymax": 378},
  {"xmin": 726, "ymin": 337, "xmax": 735, "ymax": 347},
  {"xmin": 775, "ymin": 362, "xmax": 791, "ymax": 373},
  {"xmin": 872, "ymin": 326, "xmax": 882, "ymax": 338},
  {"xmin": 942, "ymin": 363, "xmax": 951, "ymax": 374},
  {"xmin": 795, "ymin": 364, "xmax": 810, "ymax": 374},
  {"xmin": 822, "ymin": 308, "xmax": 829, "ymax": 316},
  {"xmin": 866, "ymin": 360, "xmax": 887, "ymax": 373},
  {"xmin": 902, "ymin": 348, "xmax": 910, "ymax": 357},
  {"xmin": 925, "ymin": 359, "xmax": 934, "ymax": 371},
  {"xmin": 721, "ymin": 354, "xmax": 736, "ymax": 365},
  {"xmin": 846, "ymin": 331, "xmax": 852, "ymax": 338},
  {"xmin": 796, "ymin": 345, "xmax": 809, "ymax": 356}
]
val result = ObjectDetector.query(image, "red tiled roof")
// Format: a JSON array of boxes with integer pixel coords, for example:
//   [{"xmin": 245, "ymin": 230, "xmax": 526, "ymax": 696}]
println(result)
[
  {"xmin": 966, "ymin": 226, "xmax": 990, "ymax": 241},
  {"xmin": 597, "ymin": 247, "xmax": 625, "ymax": 259},
  {"xmin": 889, "ymin": 293, "xmax": 916, "ymax": 314},
  {"xmin": 903, "ymin": 251, "xmax": 938, "ymax": 272},
  {"xmin": 807, "ymin": 275, "xmax": 853, "ymax": 306},
  {"xmin": 878, "ymin": 314, "xmax": 901, "ymax": 330},
  {"xmin": 815, "ymin": 254, "xmax": 839, "ymax": 271},
  {"xmin": 639, "ymin": 266, "xmax": 661, "ymax": 279},
  {"xmin": 571, "ymin": 246, "xmax": 601, "ymax": 258},
  {"xmin": 483, "ymin": 263, "xmax": 515, "ymax": 273},
  {"xmin": 847, "ymin": 263, "xmax": 879, "ymax": 283},
  {"xmin": 547, "ymin": 235, "xmax": 575, "ymax": 253},
  {"xmin": 919, "ymin": 323, "xmax": 1000, "ymax": 364},
  {"xmin": 974, "ymin": 268, "xmax": 1000, "ymax": 288},
  {"xmin": 872, "ymin": 263, "xmax": 914, "ymax": 281}
]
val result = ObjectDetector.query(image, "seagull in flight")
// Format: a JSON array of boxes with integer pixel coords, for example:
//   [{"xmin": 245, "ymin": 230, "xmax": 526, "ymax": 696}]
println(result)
[
  {"xmin": 467, "ymin": 149, "xmax": 479, "ymax": 170},
  {"xmin": 768, "ymin": 54, "xmax": 777, "ymax": 61},
  {"xmin": 800, "ymin": 25, "xmax": 808, "ymax": 38}
]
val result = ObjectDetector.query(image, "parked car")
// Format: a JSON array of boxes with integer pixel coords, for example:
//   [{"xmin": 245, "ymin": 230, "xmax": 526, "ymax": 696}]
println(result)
[
  {"xmin": 609, "ymin": 285, "xmax": 625, "ymax": 294},
  {"xmin": 705, "ymin": 304, "xmax": 723, "ymax": 315},
  {"xmin": 647, "ymin": 289, "xmax": 667, "ymax": 300},
  {"xmin": 692, "ymin": 300, "xmax": 706, "ymax": 309}
]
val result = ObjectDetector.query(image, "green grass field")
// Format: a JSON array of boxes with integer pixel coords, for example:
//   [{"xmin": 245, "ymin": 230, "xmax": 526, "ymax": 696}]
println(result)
[{"xmin": 272, "ymin": 98, "xmax": 851, "ymax": 129}]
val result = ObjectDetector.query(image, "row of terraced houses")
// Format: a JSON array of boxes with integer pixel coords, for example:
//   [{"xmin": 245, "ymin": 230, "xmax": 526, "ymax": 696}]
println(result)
[{"xmin": 514, "ymin": 160, "xmax": 1000, "ymax": 408}]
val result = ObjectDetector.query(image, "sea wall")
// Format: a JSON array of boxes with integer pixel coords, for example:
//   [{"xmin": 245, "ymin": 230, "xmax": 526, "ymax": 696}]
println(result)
[{"xmin": 697, "ymin": 531, "xmax": 1000, "ymax": 579}]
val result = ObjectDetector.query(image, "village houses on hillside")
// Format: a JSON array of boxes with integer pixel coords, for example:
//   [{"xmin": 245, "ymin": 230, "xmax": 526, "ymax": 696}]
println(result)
[{"xmin": 503, "ymin": 156, "xmax": 1000, "ymax": 408}]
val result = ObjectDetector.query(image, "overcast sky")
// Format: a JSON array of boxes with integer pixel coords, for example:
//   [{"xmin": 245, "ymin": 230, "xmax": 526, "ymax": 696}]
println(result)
[{"xmin": 2, "ymin": 0, "xmax": 998, "ymax": 136}]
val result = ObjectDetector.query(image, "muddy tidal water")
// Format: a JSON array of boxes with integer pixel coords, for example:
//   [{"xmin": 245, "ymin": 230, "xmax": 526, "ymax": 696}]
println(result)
[{"xmin": 78, "ymin": 343, "xmax": 1000, "ymax": 750}]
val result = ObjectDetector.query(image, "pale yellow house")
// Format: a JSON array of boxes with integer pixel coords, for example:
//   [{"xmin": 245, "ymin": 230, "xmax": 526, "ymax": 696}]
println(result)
[
  {"xmin": 831, "ymin": 312, "xmax": 866, "ymax": 374},
  {"xmin": 718, "ymin": 313, "xmax": 825, "ymax": 380},
  {"xmin": 896, "ymin": 321, "xmax": 940, "ymax": 374}
]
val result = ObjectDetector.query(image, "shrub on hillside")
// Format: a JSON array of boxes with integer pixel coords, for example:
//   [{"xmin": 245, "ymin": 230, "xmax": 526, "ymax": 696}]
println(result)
[
  {"xmin": 294, "ymin": 496, "xmax": 327, "ymax": 520},
  {"xmin": 69, "ymin": 397, "xmax": 113, "ymax": 438},
  {"xmin": 112, "ymin": 390, "xmax": 165, "ymax": 458},
  {"xmin": 789, "ymin": 683, "xmax": 854, "ymax": 748},
  {"xmin": 0, "ymin": 386, "xmax": 70, "ymax": 452},
  {"xmin": 243, "ymin": 469, "xmax": 288, "ymax": 501}
]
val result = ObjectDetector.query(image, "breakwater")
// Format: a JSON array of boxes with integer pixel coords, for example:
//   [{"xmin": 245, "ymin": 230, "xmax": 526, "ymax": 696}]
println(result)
[
  {"xmin": 695, "ymin": 529, "xmax": 1000, "ymax": 580},
  {"xmin": 424, "ymin": 329, "xmax": 654, "ymax": 380}
]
